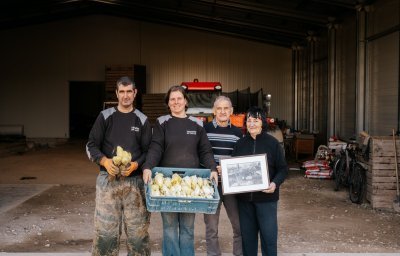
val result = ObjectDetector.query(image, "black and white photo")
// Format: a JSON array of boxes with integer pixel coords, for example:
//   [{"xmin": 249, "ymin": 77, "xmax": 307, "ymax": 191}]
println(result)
[{"xmin": 220, "ymin": 154, "xmax": 269, "ymax": 194}]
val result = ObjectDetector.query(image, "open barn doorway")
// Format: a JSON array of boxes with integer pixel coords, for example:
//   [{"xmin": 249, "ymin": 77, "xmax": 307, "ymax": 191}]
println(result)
[{"xmin": 69, "ymin": 81, "xmax": 105, "ymax": 139}]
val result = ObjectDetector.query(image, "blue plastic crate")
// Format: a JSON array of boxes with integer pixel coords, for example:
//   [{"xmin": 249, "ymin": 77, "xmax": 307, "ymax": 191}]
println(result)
[{"xmin": 145, "ymin": 167, "xmax": 220, "ymax": 214}]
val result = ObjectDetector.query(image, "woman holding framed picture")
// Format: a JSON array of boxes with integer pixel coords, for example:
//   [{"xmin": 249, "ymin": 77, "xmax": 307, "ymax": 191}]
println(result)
[{"xmin": 231, "ymin": 106, "xmax": 288, "ymax": 256}]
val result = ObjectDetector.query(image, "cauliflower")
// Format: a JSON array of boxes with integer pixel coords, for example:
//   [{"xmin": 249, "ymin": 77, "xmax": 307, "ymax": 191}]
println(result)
[
  {"xmin": 110, "ymin": 146, "xmax": 132, "ymax": 181},
  {"xmin": 161, "ymin": 184, "xmax": 171, "ymax": 196},
  {"xmin": 151, "ymin": 184, "xmax": 161, "ymax": 197},
  {"xmin": 120, "ymin": 151, "xmax": 131, "ymax": 166},
  {"xmin": 202, "ymin": 185, "xmax": 214, "ymax": 198},
  {"xmin": 182, "ymin": 176, "xmax": 192, "ymax": 187},
  {"xmin": 154, "ymin": 172, "xmax": 164, "ymax": 187},
  {"xmin": 181, "ymin": 184, "xmax": 192, "ymax": 196},
  {"xmin": 197, "ymin": 177, "xmax": 204, "ymax": 187},
  {"xmin": 190, "ymin": 175, "xmax": 198, "ymax": 189},
  {"xmin": 171, "ymin": 173, "xmax": 182, "ymax": 185},
  {"xmin": 164, "ymin": 177, "xmax": 172, "ymax": 188},
  {"xmin": 149, "ymin": 172, "xmax": 215, "ymax": 199}
]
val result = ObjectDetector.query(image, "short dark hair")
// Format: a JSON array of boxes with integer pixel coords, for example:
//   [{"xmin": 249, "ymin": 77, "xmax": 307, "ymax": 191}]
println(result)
[
  {"xmin": 165, "ymin": 85, "xmax": 189, "ymax": 111},
  {"xmin": 246, "ymin": 106, "xmax": 268, "ymax": 131},
  {"xmin": 116, "ymin": 76, "xmax": 136, "ymax": 91}
]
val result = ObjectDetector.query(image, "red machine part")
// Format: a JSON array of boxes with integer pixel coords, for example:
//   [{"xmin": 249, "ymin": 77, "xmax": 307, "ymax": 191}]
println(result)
[{"xmin": 181, "ymin": 81, "xmax": 222, "ymax": 91}]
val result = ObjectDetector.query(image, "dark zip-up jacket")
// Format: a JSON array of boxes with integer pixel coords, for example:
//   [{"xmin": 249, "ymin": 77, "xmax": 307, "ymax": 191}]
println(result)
[
  {"xmin": 232, "ymin": 131, "xmax": 288, "ymax": 202},
  {"xmin": 86, "ymin": 107, "xmax": 152, "ymax": 176}
]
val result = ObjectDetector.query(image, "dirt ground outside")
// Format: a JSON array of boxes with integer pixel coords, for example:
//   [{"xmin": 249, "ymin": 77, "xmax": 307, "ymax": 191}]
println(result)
[{"xmin": 0, "ymin": 140, "xmax": 400, "ymax": 254}]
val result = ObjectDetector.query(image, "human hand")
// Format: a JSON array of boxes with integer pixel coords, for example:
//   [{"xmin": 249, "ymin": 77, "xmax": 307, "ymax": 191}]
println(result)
[
  {"xmin": 263, "ymin": 182, "xmax": 276, "ymax": 193},
  {"xmin": 210, "ymin": 171, "xmax": 219, "ymax": 184},
  {"xmin": 216, "ymin": 165, "xmax": 222, "ymax": 176},
  {"xmin": 100, "ymin": 157, "xmax": 119, "ymax": 176},
  {"xmin": 121, "ymin": 161, "xmax": 138, "ymax": 177},
  {"xmin": 143, "ymin": 169, "xmax": 152, "ymax": 184}
]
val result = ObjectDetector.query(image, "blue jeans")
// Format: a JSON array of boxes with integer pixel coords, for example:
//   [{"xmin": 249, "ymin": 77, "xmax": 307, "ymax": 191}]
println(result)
[
  {"xmin": 161, "ymin": 212, "xmax": 195, "ymax": 256},
  {"xmin": 237, "ymin": 200, "xmax": 278, "ymax": 256}
]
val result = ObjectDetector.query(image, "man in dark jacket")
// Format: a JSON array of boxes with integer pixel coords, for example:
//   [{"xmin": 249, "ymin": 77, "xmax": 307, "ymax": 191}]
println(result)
[{"xmin": 86, "ymin": 76, "xmax": 152, "ymax": 256}]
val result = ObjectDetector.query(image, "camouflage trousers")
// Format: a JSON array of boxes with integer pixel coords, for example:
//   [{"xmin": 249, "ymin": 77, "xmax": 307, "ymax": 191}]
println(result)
[{"xmin": 92, "ymin": 172, "xmax": 151, "ymax": 256}]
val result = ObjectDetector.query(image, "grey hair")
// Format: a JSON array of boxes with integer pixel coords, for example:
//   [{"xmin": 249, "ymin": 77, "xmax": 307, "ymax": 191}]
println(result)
[{"xmin": 213, "ymin": 95, "xmax": 233, "ymax": 108}]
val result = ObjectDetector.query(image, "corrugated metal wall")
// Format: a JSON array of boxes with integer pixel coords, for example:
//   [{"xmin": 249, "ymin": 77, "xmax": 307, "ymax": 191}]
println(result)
[
  {"xmin": 292, "ymin": 33, "xmax": 328, "ymax": 145},
  {"xmin": 313, "ymin": 35, "xmax": 329, "ymax": 146},
  {"xmin": 0, "ymin": 16, "xmax": 293, "ymax": 138},
  {"xmin": 293, "ymin": 46, "xmax": 310, "ymax": 131},
  {"xmin": 293, "ymin": 0, "xmax": 400, "ymax": 142},
  {"xmin": 366, "ymin": 0, "xmax": 399, "ymax": 136},
  {"xmin": 326, "ymin": 0, "xmax": 399, "ymax": 139},
  {"xmin": 141, "ymin": 23, "xmax": 293, "ymax": 121},
  {"xmin": 335, "ymin": 16, "xmax": 357, "ymax": 140}
]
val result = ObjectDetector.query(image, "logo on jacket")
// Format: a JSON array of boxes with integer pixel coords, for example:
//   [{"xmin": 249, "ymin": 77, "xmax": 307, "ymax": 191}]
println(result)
[
  {"xmin": 131, "ymin": 126, "xmax": 139, "ymax": 132},
  {"xmin": 187, "ymin": 130, "xmax": 196, "ymax": 135}
]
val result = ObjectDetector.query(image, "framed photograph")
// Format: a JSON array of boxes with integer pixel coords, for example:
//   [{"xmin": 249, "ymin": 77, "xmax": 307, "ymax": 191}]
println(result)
[{"xmin": 220, "ymin": 154, "xmax": 269, "ymax": 194}]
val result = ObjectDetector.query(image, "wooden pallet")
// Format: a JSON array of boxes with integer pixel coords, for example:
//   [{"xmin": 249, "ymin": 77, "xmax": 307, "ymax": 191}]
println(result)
[
  {"xmin": 105, "ymin": 66, "xmax": 134, "ymax": 101},
  {"xmin": 367, "ymin": 136, "xmax": 400, "ymax": 210},
  {"xmin": 142, "ymin": 94, "xmax": 169, "ymax": 125}
]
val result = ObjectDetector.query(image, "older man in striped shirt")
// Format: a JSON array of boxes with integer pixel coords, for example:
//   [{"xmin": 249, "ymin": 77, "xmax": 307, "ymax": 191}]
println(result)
[{"xmin": 203, "ymin": 95, "xmax": 244, "ymax": 256}]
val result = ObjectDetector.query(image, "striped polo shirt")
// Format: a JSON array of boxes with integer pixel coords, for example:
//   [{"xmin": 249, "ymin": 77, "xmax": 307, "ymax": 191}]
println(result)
[{"xmin": 204, "ymin": 119, "xmax": 243, "ymax": 164}]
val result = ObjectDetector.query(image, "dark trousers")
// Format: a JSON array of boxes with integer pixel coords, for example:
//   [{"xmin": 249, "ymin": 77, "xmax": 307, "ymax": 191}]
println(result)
[
  {"xmin": 204, "ymin": 192, "xmax": 242, "ymax": 256},
  {"xmin": 237, "ymin": 200, "xmax": 278, "ymax": 256}
]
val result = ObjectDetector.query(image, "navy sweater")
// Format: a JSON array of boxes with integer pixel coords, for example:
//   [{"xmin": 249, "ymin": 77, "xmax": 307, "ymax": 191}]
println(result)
[{"xmin": 204, "ymin": 119, "xmax": 243, "ymax": 164}]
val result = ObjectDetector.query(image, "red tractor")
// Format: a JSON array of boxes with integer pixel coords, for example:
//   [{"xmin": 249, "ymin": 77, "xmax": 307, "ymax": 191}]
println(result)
[{"xmin": 181, "ymin": 79, "xmax": 222, "ymax": 123}]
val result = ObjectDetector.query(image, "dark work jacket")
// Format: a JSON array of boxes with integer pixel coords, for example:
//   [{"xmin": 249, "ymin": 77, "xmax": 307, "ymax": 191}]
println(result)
[
  {"xmin": 143, "ymin": 115, "xmax": 217, "ymax": 171},
  {"xmin": 86, "ymin": 107, "xmax": 152, "ymax": 177},
  {"xmin": 232, "ymin": 131, "xmax": 288, "ymax": 202}
]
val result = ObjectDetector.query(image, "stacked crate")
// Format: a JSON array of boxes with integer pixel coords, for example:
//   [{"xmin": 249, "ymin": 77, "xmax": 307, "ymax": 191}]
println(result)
[
  {"xmin": 105, "ymin": 65, "xmax": 134, "ymax": 101},
  {"xmin": 367, "ymin": 136, "xmax": 399, "ymax": 211},
  {"xmin": 142, "ymin": 94, "xmax": 169, "ymax": 125}
]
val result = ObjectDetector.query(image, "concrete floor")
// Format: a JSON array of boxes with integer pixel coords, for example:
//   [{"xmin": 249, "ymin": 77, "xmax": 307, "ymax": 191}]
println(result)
[
  {"xmin": 1, "ymin": 140, "xmax": 400, "ymax": 255},
  {"xmin": 1, "ymin": 253, "xmax": 400, "ymax": 256}
]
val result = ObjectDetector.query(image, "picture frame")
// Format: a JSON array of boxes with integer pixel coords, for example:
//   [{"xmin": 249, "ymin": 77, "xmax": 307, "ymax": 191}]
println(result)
[{"xmin": 220, "ymin": 154, "xmax": 269, "ymax": 194}]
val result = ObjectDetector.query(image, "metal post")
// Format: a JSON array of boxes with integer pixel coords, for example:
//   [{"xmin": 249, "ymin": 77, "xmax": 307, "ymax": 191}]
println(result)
[
  {"xmin": 327, "ymin": 21, "xmax": 339, "ymax": 139},
  {"xmin": 355, "ymin": 4, "xmax": 368, "ymax": 136}
]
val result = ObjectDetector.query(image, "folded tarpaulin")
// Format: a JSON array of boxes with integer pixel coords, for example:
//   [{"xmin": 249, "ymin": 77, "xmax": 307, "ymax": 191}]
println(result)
[
  {"xmin": 305, "ymin": 167, "xmax": 333, "ymax": 179},
  {"xmin": 302, "ymin": 159, "xmax": 330, "ymax": 168}
]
